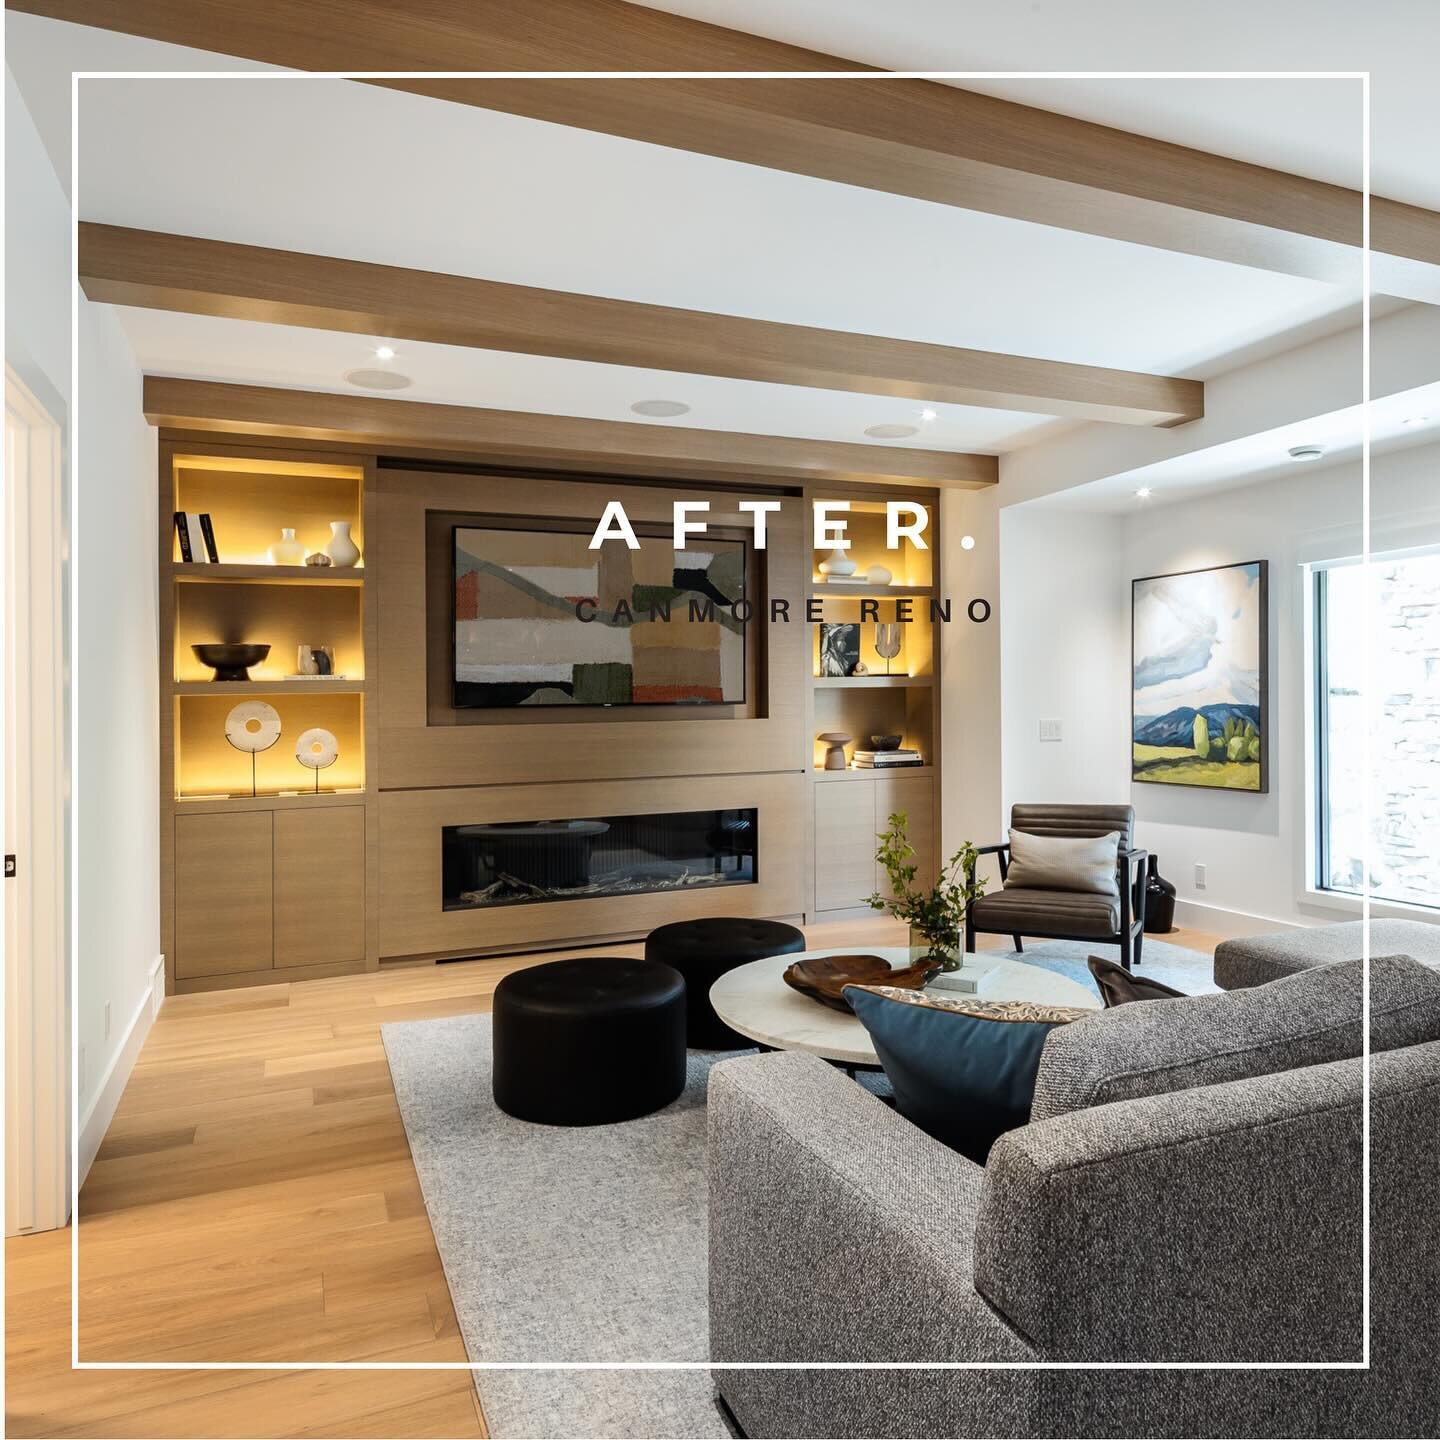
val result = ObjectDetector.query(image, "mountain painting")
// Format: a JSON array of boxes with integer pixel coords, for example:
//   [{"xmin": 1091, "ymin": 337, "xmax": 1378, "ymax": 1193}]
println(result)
[
  {"xmin": 1132, "ymin": 561, "xmax": 1268, "ymax": 791},
  {"xmin": 453, "ymin": 524, "xmax": 745, "ymax": 708}
]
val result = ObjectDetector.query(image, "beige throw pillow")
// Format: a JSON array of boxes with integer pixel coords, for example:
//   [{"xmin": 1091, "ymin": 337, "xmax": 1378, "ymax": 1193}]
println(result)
[{"xmin": 1005, "ymin": 829, "xmax": 1121, "ymax": 897}]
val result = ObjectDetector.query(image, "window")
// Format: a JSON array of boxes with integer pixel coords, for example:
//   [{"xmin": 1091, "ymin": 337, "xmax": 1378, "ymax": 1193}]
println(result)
[{"xmin": 1315, "ymin": 550, "xmax": 1440, "ymax": 909}]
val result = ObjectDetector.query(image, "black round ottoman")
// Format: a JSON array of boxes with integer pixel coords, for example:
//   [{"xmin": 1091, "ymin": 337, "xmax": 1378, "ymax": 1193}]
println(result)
[
  {"xmin": 492, "ymin": 958, "xmax": 686, "ymax": 1126},
  {"xmin": 645, "ymin": 916, "xmax": 806, "ymax": 1049}
]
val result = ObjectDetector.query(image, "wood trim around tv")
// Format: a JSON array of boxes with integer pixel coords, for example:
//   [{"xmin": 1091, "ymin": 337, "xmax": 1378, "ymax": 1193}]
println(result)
[{"xmin": 374, "ymin": 466, "xmax": 812, "ymax": 791}]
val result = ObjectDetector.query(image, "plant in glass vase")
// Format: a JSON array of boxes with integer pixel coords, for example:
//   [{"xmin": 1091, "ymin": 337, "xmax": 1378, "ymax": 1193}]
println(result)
[{"xmin": 867, "ymin": 811, "xmax": 986, "ymax": 971}]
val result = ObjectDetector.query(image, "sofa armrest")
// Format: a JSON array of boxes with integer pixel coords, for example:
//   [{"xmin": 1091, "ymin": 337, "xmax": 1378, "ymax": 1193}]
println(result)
[
  {"xmin": 976, "ymin": 1056, "xmax": 1364, "ymax": 1361},
  {"xmin": 707, "ymin": 1051, "xmax": 1036, "ymax": 1364}
]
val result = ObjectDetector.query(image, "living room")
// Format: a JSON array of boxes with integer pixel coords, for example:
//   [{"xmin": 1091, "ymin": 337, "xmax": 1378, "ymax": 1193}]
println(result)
[{"xmin": 4, "ymin": 4, "xmax": 1438, "ymax": 1439}]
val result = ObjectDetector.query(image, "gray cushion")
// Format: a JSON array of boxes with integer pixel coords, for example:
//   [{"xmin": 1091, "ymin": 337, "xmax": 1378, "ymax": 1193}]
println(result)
[
  {"xmin": 1005, "ymin": 829, "xmax": 1120, "ymax": 897},
  {"xmin": 1214, "ymin": 919, "xmax": 1440, "ymax": 990},
  {"xmin": 1031, "ymin": 954, "xmax": 1440, "ymax": 1121},
  {"xmin": 970, "ymin": 886, "xmax": 1121, "ymax": 938}
]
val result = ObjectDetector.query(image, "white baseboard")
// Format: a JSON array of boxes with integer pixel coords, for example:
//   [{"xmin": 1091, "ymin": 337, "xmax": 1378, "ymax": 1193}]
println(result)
[
  {"xmin": 1172, "ymin": 898, "xmax": 1311, "ymax": 939},
  {"xmin": 78, "ymin": 955, "xmax": 163, "ymax": 1183}
]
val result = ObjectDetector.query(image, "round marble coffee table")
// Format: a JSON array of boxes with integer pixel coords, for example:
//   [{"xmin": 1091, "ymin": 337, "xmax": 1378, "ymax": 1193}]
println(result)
[{"xmin": 709, "ymin": 946, "xmax": 1098, "ymax": 1067}]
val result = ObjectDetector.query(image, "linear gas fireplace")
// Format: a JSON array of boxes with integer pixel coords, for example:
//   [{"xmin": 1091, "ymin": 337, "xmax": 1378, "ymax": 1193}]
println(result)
[{"xmin": 442, "ymin": 808, "xmax": 757, "ymax": 910}]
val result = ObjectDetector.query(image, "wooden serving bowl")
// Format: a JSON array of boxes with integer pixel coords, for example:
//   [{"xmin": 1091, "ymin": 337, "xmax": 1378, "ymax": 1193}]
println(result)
[{"xmin": 783, "ymin": 953, "xmax": 939, "ymax": 1013}]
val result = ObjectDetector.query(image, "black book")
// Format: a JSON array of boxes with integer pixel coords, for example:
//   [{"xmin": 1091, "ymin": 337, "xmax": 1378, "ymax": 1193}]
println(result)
[
  {"xmin": 173, "ymin": 510, "xmax": 193, "ymax": 562},
  {"xmin": 198, "ymin": 513, "xmax": 220, "ymax": 563}
]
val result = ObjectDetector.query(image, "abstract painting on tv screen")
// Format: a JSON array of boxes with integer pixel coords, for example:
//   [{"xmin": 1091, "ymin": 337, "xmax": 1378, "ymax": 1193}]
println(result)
[
  {"xmin": 1132, "ymin": 560, "xmax": 1268, "ymax": 791},
  {"xmin": 453, "ymin": 525, "xmax": 745, "ymax": 708}
]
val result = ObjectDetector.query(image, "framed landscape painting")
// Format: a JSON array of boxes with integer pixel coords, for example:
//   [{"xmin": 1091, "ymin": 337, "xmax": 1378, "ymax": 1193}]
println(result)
[
  {"xmin": 1132, "ymin": 560, "xmax": 1268, "ymax": 792},
  {"xmin": 453, "ymin": 524, "xmax": 746, "ymax": 708}
]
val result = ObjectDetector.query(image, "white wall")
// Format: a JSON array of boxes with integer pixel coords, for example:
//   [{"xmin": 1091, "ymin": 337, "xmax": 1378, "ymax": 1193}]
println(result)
[
  {"xmin": 5, "ymin": 68, "xmax": 70, "ymax": 409},
  {"xmin": 999, "ymin": 507, "xmax": 1129, "ymax": 816},
  {"xmin": 998, "ymin": 444, "xmax": 1440, "ymax": 935},
  {"xmin": 75, "ymin": 300, "xmax": 161, "ymax": 1176},
  {"xmin": 7, "ymin": 65, "xmax": 162, "ymax": 1176}
]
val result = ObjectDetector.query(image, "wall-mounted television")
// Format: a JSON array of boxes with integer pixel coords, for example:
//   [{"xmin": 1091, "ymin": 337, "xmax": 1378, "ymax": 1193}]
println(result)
[{"xmin": 452, "ymin": 524, "xmax": 747, "ymax": 708}]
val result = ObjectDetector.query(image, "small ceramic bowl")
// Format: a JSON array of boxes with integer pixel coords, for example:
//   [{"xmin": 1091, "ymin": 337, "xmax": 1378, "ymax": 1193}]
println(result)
[
  {"xmin": 192, "ymin": 643, "xmax": 270, "ymax": 681},
  {"xmin": 869, "ymin": 734, "xmax": 903, "ymax": 751}
]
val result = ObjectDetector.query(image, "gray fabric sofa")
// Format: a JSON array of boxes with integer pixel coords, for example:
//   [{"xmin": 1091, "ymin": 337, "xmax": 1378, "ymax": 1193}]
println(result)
[
  {"xmin": 708, "ymin": 955, "xmax": 1440, "ymax": 1438},
  {"xmin": 1214, "ymin": 917, "xmax": 1440, "ymax": 989}
]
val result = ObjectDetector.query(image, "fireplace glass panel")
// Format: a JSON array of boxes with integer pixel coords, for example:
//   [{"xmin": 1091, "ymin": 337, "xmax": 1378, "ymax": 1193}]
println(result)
[{"xmin": 442, "ymin": 808, "xmax": 757, "ymax": 909}]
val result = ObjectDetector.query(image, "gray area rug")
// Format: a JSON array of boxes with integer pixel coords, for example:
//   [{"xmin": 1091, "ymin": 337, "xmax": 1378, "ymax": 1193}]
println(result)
[
  {"xmin": 381, "ymin": 1013, "xmax": 730, "ymax": 1440},
  {"xmin": 997, "ymin": 936, "xmax": 1220, "ymax": 997},
  {"xmin": 383, "ymin": 941, "xmax": 1214, "ymax": 1436}
]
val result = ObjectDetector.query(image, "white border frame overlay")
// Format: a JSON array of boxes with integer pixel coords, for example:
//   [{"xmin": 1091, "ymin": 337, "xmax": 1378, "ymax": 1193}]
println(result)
[{"xmin": 67, "ymin": 64, "xmax": 1370, "ymax": 1370}]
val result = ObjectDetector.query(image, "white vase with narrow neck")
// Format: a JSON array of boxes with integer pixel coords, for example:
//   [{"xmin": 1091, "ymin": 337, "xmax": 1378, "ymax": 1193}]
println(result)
[
  {"xmin": 268, "ymin": 527, "xmax": 306, "ymax": 566},
  {"xmin": 817, "ymin": 546, "xmax": 857, "ymax": 578},
  {"xmin": 325, "ymin": 520, "xmax": 361, "ymax": 568}
]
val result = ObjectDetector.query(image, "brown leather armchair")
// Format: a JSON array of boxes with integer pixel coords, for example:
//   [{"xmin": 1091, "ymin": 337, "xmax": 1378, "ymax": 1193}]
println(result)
[{"xmin": 964, "ymin": 804, "xmax": 1149, "ymax": 970}]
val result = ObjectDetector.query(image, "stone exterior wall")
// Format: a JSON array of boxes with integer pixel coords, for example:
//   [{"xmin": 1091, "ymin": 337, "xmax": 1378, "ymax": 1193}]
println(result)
[{"xmin": 1373, "ymin": 555, "xmax": 1440, "ymax": 906}]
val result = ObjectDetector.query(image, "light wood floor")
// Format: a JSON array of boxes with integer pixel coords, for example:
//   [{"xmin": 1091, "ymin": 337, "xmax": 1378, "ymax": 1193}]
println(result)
[{"xmin": 6, "ymin": 920, "xmax": 1222, "ymax": 1438}]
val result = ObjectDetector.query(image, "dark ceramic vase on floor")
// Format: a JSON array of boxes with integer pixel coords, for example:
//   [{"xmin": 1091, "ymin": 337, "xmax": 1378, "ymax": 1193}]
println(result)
[{"xmin": 1144, "ymin": 854, "xmax": 1177, "ymax": 934}]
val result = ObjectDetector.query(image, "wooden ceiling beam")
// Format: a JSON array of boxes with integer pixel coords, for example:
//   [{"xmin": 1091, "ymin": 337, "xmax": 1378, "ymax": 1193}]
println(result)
[
  {"xmin": 19, "ymin": 0, "xmax": 1440, "ymax": 299},
  {"xmin": 141, "ymin": 377, "xmax": 999, "ymax": 489},
  {"xmin": 83, "ymin": 226, "xmax": 1203, "ymax": 426}
]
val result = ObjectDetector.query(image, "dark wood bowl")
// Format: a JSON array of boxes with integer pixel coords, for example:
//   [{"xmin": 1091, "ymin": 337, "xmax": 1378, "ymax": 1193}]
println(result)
[{"xmin": 783, "ymin": 952, "xmax": 940, "ymax": 1013}]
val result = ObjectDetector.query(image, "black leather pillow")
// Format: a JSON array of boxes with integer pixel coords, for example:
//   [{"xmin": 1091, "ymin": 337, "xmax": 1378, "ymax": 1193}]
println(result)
[{"xmin": 1087, "ymin": 954, "xmax": 1188, "ymax": 1008}]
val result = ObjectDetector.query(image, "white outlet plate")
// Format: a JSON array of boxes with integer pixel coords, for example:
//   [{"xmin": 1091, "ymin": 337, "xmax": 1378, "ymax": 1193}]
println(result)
[{"xmin": 1195, "ymin": 863, "xmax": 1207, "ymax": 890}]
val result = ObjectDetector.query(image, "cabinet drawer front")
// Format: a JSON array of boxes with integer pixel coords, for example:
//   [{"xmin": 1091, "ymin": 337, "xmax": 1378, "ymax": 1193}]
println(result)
[
  {"xmin": 813, "ymin": 783, "xmax": 877, "ymax": 912},
  {"xmin": 874, "ymin": 776, "xmax": 936, "ymax": 897},
  {"xmin": 274, "ymin": 807, "xmax": 365, "ymax": 968},
  {"xmin": 174, "ymin": 812, "xmax": 274, "ymax": 978}
]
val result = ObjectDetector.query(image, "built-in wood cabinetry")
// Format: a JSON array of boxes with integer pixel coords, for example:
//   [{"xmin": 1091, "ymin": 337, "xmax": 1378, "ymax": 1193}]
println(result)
[
  {"xmin": 171, "ymin": 803, "xmax": 367, "ymax": 982},
  {"xmin": 812, "ymin": 772, "xmax": 935, "ymax": 914},
  {"xmin": 159, "ymin": 442, "xmax": 377, "ymax": 993},
  {"xmin": 157, "ymin": 435, "xmax": 943, "ymax": 989},
  {"xmin": 803, "ymin": 488, "xmax": 942, "ymax": 919}
]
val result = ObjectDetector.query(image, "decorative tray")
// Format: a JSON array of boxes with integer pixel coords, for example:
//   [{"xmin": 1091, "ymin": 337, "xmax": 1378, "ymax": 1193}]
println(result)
[{"xmin": 782, "ymin": 952, "xmax": 939, "ymax": 1013}]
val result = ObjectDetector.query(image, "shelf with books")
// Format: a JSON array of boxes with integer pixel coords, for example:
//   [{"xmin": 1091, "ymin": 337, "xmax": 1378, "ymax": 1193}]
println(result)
[
  {"xmin": 811, "ymin": 764, "xmax": 934, "ymax": 782},
  {"xmin": 170, "ymin": 562, "xmax": 364, "ymax": 586}
]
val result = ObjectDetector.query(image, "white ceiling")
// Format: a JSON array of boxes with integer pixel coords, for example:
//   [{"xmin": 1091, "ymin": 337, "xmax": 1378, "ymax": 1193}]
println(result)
[
  {"xmin": 638, "ymin": 0, "xmax": 1438, "ymax": 208},
  {"xmin": 113, "ymin": 307, "xmax": 1075, "ymax": 451},
  {"xmin": 1038, "ymin": 382, "xmax": 1440, "ymax": 513},
  {"xmin": 71, "ymin": 74, "xmax": 1364, "ymax": 379}
]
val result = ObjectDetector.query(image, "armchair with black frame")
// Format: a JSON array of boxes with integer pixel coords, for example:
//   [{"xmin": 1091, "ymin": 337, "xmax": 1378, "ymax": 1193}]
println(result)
[{"xmin": 963, "ymin": 804, "xmax": 1150, "ymax": 970}]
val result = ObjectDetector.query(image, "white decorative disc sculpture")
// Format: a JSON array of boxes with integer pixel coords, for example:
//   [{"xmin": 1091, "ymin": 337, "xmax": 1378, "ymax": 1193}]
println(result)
[
  {"xmin": 225, "ymin": 701, "xmax": 282, "ymax": 753},
  {"xmin": 295, "ymin": 727, "xmax": 339, "ymax": 769}
]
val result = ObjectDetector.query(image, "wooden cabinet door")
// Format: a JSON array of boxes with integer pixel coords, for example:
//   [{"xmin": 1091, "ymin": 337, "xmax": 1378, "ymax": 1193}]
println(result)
[
  {"xmin": 174, "ymin": 812, "xmax": 274, "ymax": 978},
  {"xmin": 274, "ymin": 807, "xmax": 365, "ymax": 969},
  {"xmin": 813, "ymin": 782, "xmax": 877, "ymax": 912},
  {"xmin": 873, "ymin": 775, "xmax": 936, "ymax": 898}
]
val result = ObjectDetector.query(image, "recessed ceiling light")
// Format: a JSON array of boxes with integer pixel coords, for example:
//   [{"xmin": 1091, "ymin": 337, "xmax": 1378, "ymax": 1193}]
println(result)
[
  {"xmin": 630, "ymin": 399, "xmax": 690, "ymax": 418},
  {"xmin": 864, "ymin": 423, "xmax": 919, "ymax": 440},
  {"xmin": 373, "ymin": 344, "xmax": 397, "ymax": 361},
  {"xmin": 1401, "ymin": 415, "xmax": 1429, "ymax": 426},
  {"xmin": 1288, "ymin": 444, "xmax": 1325, "ymax": 462},
  {"xmin": 1135, "ymin": 487, "xmax": 1153, "ymax": 499},
  {"xmin": 960, "ymin": 534, "xmax": 976, "ymax": 550},
  {"xmin": 343, "ymin": 367, "xmax": 413, "ymax": 391},
  {"xmin": 919, "ymin": 407, "xmax": 938, "ymax": 422}
]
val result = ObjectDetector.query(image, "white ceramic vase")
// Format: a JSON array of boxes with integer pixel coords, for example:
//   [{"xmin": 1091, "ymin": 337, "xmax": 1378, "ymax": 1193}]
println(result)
[
  {"xmin": 268, "ymin": 527, "xmax": 306, "ymax": 566},
  {"xmin": 325, "ymin": 520, "xmax": 361, "ymax": 568},
  {"xmin": 817, "ymin": 546, "xmax": 857, "ymax": 578}
]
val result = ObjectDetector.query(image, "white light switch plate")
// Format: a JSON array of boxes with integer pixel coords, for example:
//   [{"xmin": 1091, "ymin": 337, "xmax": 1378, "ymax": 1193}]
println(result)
[{"xmin": 1038, "ymin": 718, "xmax": 1063, "ymax": 742}]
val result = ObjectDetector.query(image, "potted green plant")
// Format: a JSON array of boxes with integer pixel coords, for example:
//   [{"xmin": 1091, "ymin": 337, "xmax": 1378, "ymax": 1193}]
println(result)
[{"xmin": 868, "ymin": 811, "xmax": 987, "ymax": 971}]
